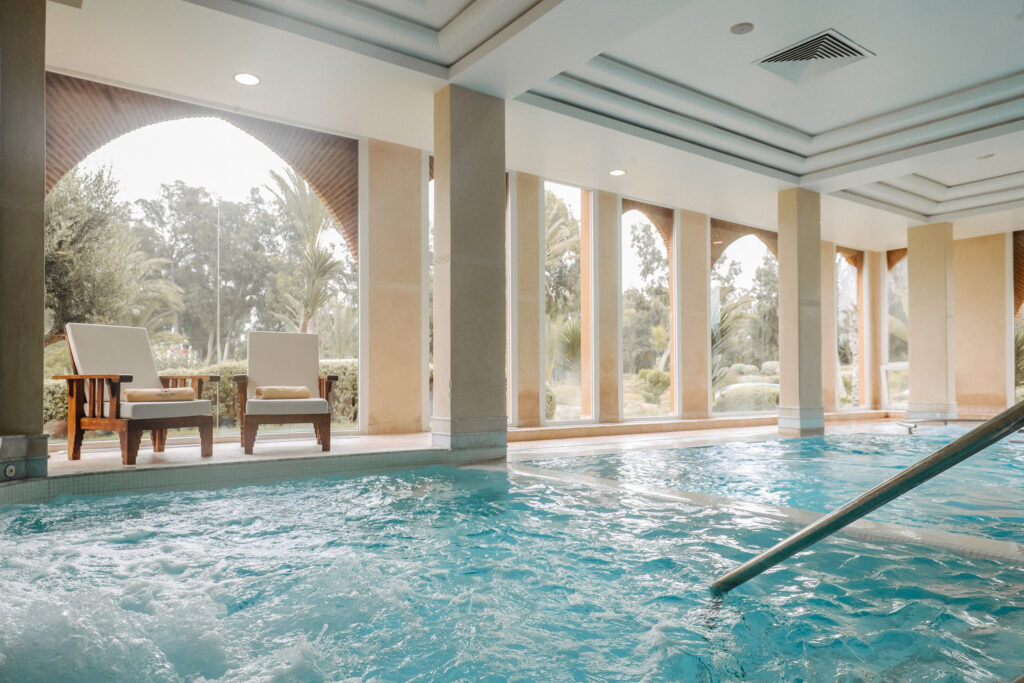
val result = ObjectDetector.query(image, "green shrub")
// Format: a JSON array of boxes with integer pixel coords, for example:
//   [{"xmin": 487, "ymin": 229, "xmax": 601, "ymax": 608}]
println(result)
[
  {"xmin": 638, "ymin": 368, "xmax": 671, "ymax": 404},
  {"xmin": 736, "ymin": 374, "xmax": 764, "ymax": 384},
  {"xmin": 319, "ymin": 359, "xmax": 358, "ymax": 424},
  {"xmin": 545, "ymin": 382, "xmax": 557, "ymax": 420},
  {"xmin": 712, "ymin": 384, "xmax": 779, "ymax": 412},
  {"xmin": 760, "ymin": 360, "xmax": 780, "ymax": 376},
  {"xmin": 43, "ymin": 379, "xmax": 67, "ymax": 423},
  {"xmin": 729, "ymin": 363, "xmax": 758, "ymax": 377}
]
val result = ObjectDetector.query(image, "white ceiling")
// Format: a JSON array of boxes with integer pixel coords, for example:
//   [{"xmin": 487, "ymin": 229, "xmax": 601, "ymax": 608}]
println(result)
[{"xmin": 45, "ymin": 0, "xmax": 1024, "ymax": 248}]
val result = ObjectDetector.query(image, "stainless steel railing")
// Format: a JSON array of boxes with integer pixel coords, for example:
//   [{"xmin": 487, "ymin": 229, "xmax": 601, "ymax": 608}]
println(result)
[{"xmin": 710, "ymin": 400, "xmax": 1024, "ymax": 595}]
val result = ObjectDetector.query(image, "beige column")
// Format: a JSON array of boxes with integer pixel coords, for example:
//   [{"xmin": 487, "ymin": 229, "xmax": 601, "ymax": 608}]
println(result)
[
  {"xmin": 580, "ymin": 191, "xmax": 594, "ymax": 419},
  {"xmin": 953, "ymin": 233, "xmax": 1013, "ymax": 418},
  {"xmin": 431, "ymin": 85, "xmax": 507, "ymax": 457},
  {"xmin": 678, "ymin": 209, "xmax": 711, "ymax": 418},
  {"xmin": 595, "ymin": 191, "xmax": 622, "ymax": 422},
  {"xmin": 861, "ymin": 251, "xmax": 885, "ymax": 408},
  {"xmin": 777, "ymin": 188, "xmax": 824, "ymax": 436},
  {"xmin": 365, "ymin": 139, "xmax": 424, "ymax": 434},
  {"xmin": 907, "ymin": 222, "xmax": 956, "ymax": 421},
  {"xmin": 510, "ymin": 172, "xmax": 542, "ymax": 427},
  {"xmin": 820, "ymin": 241, "xmax": 837, "ymax": 411},
  {"xmin": 0, "ymin": 0, "xmax": 48, "ymax": 478}
]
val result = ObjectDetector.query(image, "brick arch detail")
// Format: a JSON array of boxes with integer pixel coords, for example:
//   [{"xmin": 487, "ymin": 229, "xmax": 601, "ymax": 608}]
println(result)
[
  {"xmin": 621, "ymin": 198, "xmax": 673, "ymax": 253},
  {"xmin": 45, "ymin": 72, "xmax": 360, "ymax": 260},
  {"xmin": 709, "ymin": 218, "xmax": 778, "ymax": 265}
]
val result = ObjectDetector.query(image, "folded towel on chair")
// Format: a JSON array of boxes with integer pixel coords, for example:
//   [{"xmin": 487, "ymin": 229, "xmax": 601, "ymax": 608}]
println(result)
[
  {"xmin": 124, "ymin": 387, "xmax": 196, "ymax": 402},
  {"xmin": 254, "ymin": 386, "xmax": 311, "ymax": 399}
]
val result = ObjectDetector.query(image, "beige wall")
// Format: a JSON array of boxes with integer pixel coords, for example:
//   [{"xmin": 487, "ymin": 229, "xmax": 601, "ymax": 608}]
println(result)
[
  {"xmin": 431, "ymin": 86, "xmax": 507, "ymax": 452},
  {"xmin": 678, "ymin": 209, "xmax": 710, "ymax": 418},
  {"xmin": 595, "ymin": 191, "xmax": 622, "ymax": 422},
  {"xmin": 365, "ymin": 139, "xmax": 424, "ymax": 434},
  {"xmin": 777, "ymin": 188, "xmax": 824, "ymax": 435},
  {"xmin": 820, "ymin": 241, "xmax": 837, "ymax": 412},
  {"xmin": 511, "ymin": 172, "xmax": 542, "ymax": 427},
  {"xmin": 953, "ymin": 233, "xmax": 1013, "ymax": 418},
  {"xmin": 907, "ymin": 222, "xmax": 956, "ymax": 420},
  {"xmin": 0, "ymin": 0, "xmax": 46, "ymax": 437}
]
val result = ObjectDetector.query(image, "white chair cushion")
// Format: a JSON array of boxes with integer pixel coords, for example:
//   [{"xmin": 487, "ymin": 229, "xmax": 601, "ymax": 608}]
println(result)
[
  {"xmin": 105, "ymin": 400, "xmax": 212, "ymax": 420},
  {"xmin": 67, "ymin": 323, "xmax": 163, "ymax": 399},
  {"xmin": 245, "ymin": 398, "xmax": 329, "ymax": 416},
  {"xmin": 247, "ymin": 331, "xmax": 320, "ymax": 400}
]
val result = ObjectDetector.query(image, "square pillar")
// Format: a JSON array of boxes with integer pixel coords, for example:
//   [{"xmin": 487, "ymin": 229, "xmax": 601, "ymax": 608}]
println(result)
[
  {"xmin": 509, "ymin": 172, "xmax": 543, "ymax": 427},
  {"xmin": 953, "ymin": 233, "xmax": 1013, "ymax": 418},
  {"xmin": 431, "ymin": 85, "xmax": 507, "ymax": 458},
  {"xmin": 778, "ymin": 188, "xmax": 824, "ymax": 436},
  {"xmin": 861, "ymin": 251, "xmax": 885, "ymax": 408},
  {"xmin": 907, "ymin": 222, "xmax": 956, "ymax": 421},
  {"xmin": 0, "ymin": 0, "xmax": 48, "ymax": 479},
  {"xmin": 580, "ymin": 190, "xmax": 594, "ymax": 419},
  {"xmin": 820, "ymin": 241, "xmax": 837, "ymax": 412},
  {"xmin": 678, "ymin": 209, "xmax": 711, "ymax": 418},
  {"xmin": 365, "ymin": 139, "xmax": 425, "ymax": 434},
  {"xmin": 594, "ymin": 191, "xmax": 622, "ymax": 423}
]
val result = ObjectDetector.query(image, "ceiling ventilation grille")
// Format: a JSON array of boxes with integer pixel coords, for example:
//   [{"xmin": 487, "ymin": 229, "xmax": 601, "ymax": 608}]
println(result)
[{"xmin": 758, "ymin": 29, "xmax": 872, "ymax": 83}]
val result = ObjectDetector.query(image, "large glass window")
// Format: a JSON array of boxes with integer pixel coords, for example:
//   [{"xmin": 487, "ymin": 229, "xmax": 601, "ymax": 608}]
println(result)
[
  {"xmin": 835, "ymin": 251, "xmax": 861, "ymax": 408},
  {"xmin": 543, "ymin": 181, "xmax": 590, "ymax": 422},
  {"xmin": 621, "ymin": 210, "xmax": 672, "ymax": 417},
  {"xmin": 884, "ymin": 255, "xmax": 909, "ymax": 407},
  {"xmin": 42, "ymin": 118, "xmax": 359, "ymax": 443},
  {"xmin": 710, "ymin": 235, "xmax": 779, "ymax": 413}
]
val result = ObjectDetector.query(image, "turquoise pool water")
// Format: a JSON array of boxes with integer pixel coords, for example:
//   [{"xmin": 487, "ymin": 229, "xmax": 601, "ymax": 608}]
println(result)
[
  {"xmin": 529, "ymin": 430, "xmax": 1024, "ymax": 540},
  {"xmin": 0, "ymin": 454, "xmax": 1021, "ymax": 680}
]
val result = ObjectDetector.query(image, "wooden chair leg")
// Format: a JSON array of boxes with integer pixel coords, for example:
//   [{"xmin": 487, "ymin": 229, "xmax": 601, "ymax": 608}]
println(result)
[
  {"xmin": 313, "ymin": 421, "xmax": 321, "ymax": 445},
  {"xmin": 243, "ymin": 418, "xmax": 258, "ymax": 455},
  {"xmin": 68, "ymin": 420, "xmax": 84, "ymax": 461},
  {"xmin": 199, "ymin": 418, "xmax": 213, "ymax": 458},
  {"xmin": 152, "ymin": 429, "xmax": 166, "ymax": 452},
  {"xmin": 120, "ymin": 424, "xmax": 143, "ymax": 466},
  {"xmin": 318, "ymin": 415, "xmax": 331, "ymax": 452}
]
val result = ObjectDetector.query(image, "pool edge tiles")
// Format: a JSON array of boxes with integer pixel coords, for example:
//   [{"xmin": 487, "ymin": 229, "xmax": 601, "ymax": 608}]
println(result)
[
  {"xmin": 509, "ymin": 463, "xmax": 1024, "ymax": 566},
  {"xmin": 0, "ymin": 446, "xmax": 484, "ymax": 505}
]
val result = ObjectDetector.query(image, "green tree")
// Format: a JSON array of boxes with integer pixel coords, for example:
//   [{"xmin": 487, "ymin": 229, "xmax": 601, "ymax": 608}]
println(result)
[
  {"xmin": 621, "ymin": 219, "xmax": 670, "ymax": 376},
  {"xmin": 267, "ymin": 169, "xmax": 344, "ymax": 333},
  {"xmin": 747, "ymin": 252, "xmax": 779, "ymax": 365},
  {"xmin": 43, "ymin": 167, "xmax": 182, "ymax": 346}
]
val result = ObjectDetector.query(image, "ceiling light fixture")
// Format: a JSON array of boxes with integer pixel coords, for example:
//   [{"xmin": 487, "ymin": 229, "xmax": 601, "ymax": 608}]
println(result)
[
  {"xmin": 233, "ymin": 72, "xmax": 261, "ymax": 86},
  {"xmin": 730, "ymin": 22, "xmax": 754, "ymax": 35},
  {"xmin": 608, "ymin": 169, "xmax": 627, "ymax": 176}
]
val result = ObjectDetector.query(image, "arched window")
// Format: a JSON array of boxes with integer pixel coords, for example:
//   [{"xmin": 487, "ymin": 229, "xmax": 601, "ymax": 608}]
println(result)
[
  {"xmin": 710, "ymin": 234, "xmax": 779, "ymax": 413},
  {"xmin": 43, "ymin": 118, "xmax": 359, "ymax": 440},
  {"xmin": 621, "ymin": 209, "xmax": 672, "ymax": 417}
]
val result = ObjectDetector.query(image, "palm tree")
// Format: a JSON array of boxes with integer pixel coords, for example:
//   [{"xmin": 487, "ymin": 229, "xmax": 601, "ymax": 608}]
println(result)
[{"xmin": 267, "ymin": 168, "xmax": 342, "ymax": 333}]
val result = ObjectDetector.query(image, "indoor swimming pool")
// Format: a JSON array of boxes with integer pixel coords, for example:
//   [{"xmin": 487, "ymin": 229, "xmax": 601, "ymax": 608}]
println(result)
[{"xmin": 0, "ymin": 433, "xmax": 1021, "ymax": 680}]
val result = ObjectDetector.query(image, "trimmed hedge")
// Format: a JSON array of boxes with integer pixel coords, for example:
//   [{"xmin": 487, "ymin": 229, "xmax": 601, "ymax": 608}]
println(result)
[
  {"xmin": 712, "ymin": 383, "xmax": 779, "ymax": 412},
  {"xmin": 44, "ymin": 359, "xmax": 360, "ymax": 427}
]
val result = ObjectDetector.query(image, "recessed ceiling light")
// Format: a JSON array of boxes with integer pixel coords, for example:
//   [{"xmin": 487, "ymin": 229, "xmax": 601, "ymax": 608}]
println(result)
[
  {"xmin": 608, "ymin": 169, "xmax": 627, "ymax": 176},
  {"xmin": 977, "ymin": 153, "xmax": 995, "ymax": 159},
  {"xmin": 730, "ymin": 22, "xmax": 754, "ymax": 35},
  {"xmin": 233, "ymin": 72, "xmax": 261, "ymax": 86}
]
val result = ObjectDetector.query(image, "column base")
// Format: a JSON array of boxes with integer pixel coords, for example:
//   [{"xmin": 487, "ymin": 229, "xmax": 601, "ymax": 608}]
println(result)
[
  {"xmin": 777, "ymin": 405, "xmax": 825, "ymax": 437},
  {"xmin": 431, "ymin": 416, "xmax": 507, "ymax": 463},
  {"xmin": 906, "ymin": 402, "xmax": 957, "ymax": 422},
  {"xmin": 0, "ymin": 434, "xmax": 49, "ymax": 480}
]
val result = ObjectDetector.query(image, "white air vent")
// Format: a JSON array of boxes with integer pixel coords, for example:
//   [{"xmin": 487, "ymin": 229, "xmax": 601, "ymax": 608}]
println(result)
[{"xmin": 758, "ymin": 29, "xmax": 872, "ymax": 83}]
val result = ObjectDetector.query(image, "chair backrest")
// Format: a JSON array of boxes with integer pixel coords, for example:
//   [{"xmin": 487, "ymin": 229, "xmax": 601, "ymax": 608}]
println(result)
[
  {"xmin": 247, "ymin": 331, "xmax": 320, "ymax": 399},
  {"xmin": 66, "ymin": 323, "xmax": 163, "ymax": 396}
]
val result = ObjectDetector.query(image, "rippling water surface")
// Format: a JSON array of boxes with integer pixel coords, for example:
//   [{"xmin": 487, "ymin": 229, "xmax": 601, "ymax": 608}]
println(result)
[
  {"xmin": 0, "ymin": 461, "xmax": 1021, "ymax": 681},
  {"xmin": 531, "ymin": 430, "xmax": 1024, "ymax": 539}
]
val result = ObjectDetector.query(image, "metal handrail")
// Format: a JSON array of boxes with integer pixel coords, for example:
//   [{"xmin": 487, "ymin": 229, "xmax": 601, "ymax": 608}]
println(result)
[{"xmin": 710, "ymin": 400, "xmax": 1024, "ymax": 595}]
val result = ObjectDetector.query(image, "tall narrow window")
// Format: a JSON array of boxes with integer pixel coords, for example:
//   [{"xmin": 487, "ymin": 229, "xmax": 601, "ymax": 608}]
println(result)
[
  {"xmin": 710, "ymin": 235, "xmax": 779, "ymax": 413},
  {"xmin": 835, "ymin": 250, "xmax": 861, "ymax": 408},
  {"xmin": 884, "ymin": 253, "xmax": 909, "ymax": 407},
  {"xmin": 543, "ymin": 181, "xmax": 590, "ymax": 422},
  {"xmin": 621, "ymin": 209, "xmax": 672, "ymax": 417}
]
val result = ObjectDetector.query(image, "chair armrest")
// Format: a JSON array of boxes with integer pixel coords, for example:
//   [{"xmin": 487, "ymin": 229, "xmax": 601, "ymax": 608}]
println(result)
[
  {"xmin": 232, "ymin": 374, "xmax": 249, "ymax": 383},
  {"xmin": 233, "ymin": 375, "xmax": 249, "ymax": 413},
  {"xmin": 54, "ymin": 374, "xmax": 133, "ymax": 382},
  {"xmin": 319, "ymin": 374, "xmax": 338, "ymax": 399}
]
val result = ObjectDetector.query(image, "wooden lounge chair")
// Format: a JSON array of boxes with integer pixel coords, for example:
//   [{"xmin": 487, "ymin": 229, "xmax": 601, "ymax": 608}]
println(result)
[
  {"xmin": 233, "ymin": 331, "xmax": 337, "ymax": 454},
  {"xmin": 56, "ymin": 323, "xmax": 218, "ymax": 465}
]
